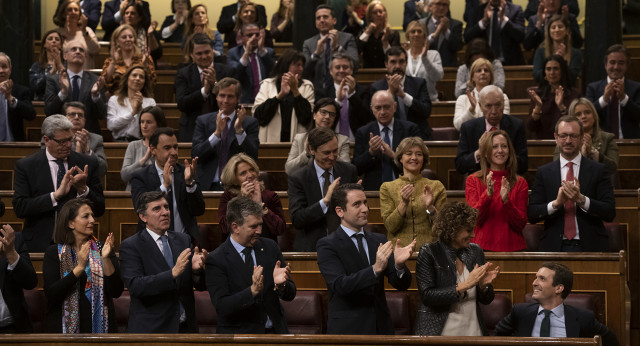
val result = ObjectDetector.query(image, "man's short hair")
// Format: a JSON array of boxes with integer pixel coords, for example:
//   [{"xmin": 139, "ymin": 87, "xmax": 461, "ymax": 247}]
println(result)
[
  {"xmin": 307, "ymin": 127, "xmax": 337, "ymax": 152},
  {"xmin": 385, "ymin": 46, "xmax": 407, "ymax": 63},
  {"xmin": 63, "ymin": 101, "xmax": 86, "ymax": 114},
  {"xmin": 330, "ymin": 52, "xmax": 355, "ymax": 71},
  {"xmin": 331, "ymin": 183, "xmax": 364, "ymax": 210},
  {"xmin": 604, "ymin": 44, "xmax": 630, "ymax": 64},
  {"xmin": 226, "ymin": 196, "xmax": 263, "ymax": 227},
  {"xmin": 0, "ymin": 52, "xmax": 11, "ymax": 69},
  {"xmin": 315, "ymin": 4, "xmax": 335, "ymax": 17},
  {"xmin": 554, "ymin": 115, "xmax": 584, "ymax": 135},
  {"xmin": 241, "ymin": 22, "xmax": 259, "ymax": 34},
  {"xmin": 136, "ymin": 191, "xmax": 168, "ymax": 216},
  {"xmin": 540, "ymin": 262, "xmax": 573, "ymax": 299},
  {"xmin": 42, "ymin": 114, "xmax": 73, "ymax": 138},
  {"xmin": 149, "ymin": 127, "xmax": 176, "ymax": 148},
  {"xmin": 213, "ymin": 77, "xmax": 242, "ymax": 99},
  {"xmin": 478, "ymin": 85, "xmax": 503, "ymax": 105},
  {"xmin": 189, "ymin": 32, "xmax": 213, "ymax": 52}
]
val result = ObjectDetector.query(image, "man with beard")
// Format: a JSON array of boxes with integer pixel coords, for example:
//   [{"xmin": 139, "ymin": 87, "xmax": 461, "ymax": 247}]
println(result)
[
  {"xmin": 369, "ymin": 46, "xmax": 431, "ymax": 140},
  {"xmin": 528, "ymin": 116, "xmax": 615, "ymax": 252}
]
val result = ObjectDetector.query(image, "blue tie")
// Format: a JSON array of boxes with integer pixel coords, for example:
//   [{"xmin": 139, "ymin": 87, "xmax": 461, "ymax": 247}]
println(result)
[
  {"xmin": 71, "ymin": 75, "xmax": 80, "ymax": 101},
  {"xmin": 381, "ymin": 127, "xmax": 394, "ymax": 182},
  {"xmin": 161, "ymin": 235, "xmax": 185, "ymax": 318}
]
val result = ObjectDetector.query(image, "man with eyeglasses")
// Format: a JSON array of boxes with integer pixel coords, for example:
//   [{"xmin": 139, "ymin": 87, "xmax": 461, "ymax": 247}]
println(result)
[
  {"xmin": 13, "ymin": 114, "xmax": 105, "ymax": 252},
  {"xmin": 417, "ymin": 0, "xmax": 463, "ymax": 67},
  {"xmin": 64, "ymin": 101, "xmax": 107, "ymax": 178},
  {"xmin": 353, "ymin": 90, "xmax": 420, "ymax": 191},
  {"xmin": 44, "ymin": 40, "xmax": 106, "ymax": 135},
  {"xmin": 528, "ymin": 115, "xmax": 615, "ymax": 252}
]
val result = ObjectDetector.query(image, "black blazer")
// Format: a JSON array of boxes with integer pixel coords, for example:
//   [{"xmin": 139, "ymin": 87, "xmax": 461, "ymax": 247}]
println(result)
[
  {"xmin": 0, "ymin": 233, "xmax": 37, "ymax": 332},
  {"xmin": 6, "ymin": 83, "xmax": 36, "ymax": 141},
  {"xmin": 217, "ymin": 3, "xmax": 267, "ymax": 36},
  {"xmin": 130, "ymin": 163, "xmax": 205, "ymax": 246},
  {"xmin": 352, "ymin": 119, "xmax": 421, "ymax": 191},
  {"xmin": 316, "ymin": 227, "xmax": 412, "ymax": 334},
  {"xmin": 419, "ymin": 15, "xmax": 464, "ymax": 67},
  {"xmin": 119, "ymin": 230, "xmax": 206, "ymax": 333},
  {"xmin": 101, "ymin": 0, "xmax": 150, "ymax": 41},
  {"xmin": 370, "ymin": 76, "xmax": 432, "ymax": 140},
  {"xmin": 527, "ymin": 156, "xmax": 616, "ymax": 252},
  {"xmin": 314, "ymin": 82, "xmax": 373, "ymax": 135},
  {"xmin": 287, "ymin": 160, "xmax": 358, "ymax": 252},
  {"xmin": 206, "ymin": 237, "xmax": 296, "ymax": 334},
  {"xmin": 586, "ymin": 78, "xmax": 640, "ymax": 139},
  {"xmin": 496, "ymin": 303, "xmax": 619, "ymax": 346},
  {"xmin": 12, "ymin": 150, "xmax": 105, "ymax": 252},
  {"xmin": 455, "ymin": 115, "xmax": 528, "ymax": 175},
  {"xmin": 226, "ymin": 45, "xmax": 276, "ymax": 104}
]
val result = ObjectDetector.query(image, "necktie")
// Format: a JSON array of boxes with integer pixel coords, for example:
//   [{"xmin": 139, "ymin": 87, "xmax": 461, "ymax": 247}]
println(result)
[
  {"xmin": 396, "ymin": 96, "xmax": 407, "ymax": 120},
  {"xmin": 323, "ymin": 38, "xmax": 333, "ymax": 89},
  {"xmin": 160, "ymin": 235, "xmax": 174, "ymax": 268},
  {"xmin": 217, "ymin": 116, "xmax": 231, "ymax": 174},
  {"xmin": 491, "ymin": 7, "xmax": 502, "ymax": 59},
  {"xmin": 242, "ymin": 246, "xmax": 254, "ymax": 272},
  {"xmin": 339, "ymin": 97, "xmax": 350, "ymax": 137},
  {"xmin": 354, "ymin": 233, "xmax": 369, "ymax": 265},
  {"xmin": 563, "ymin": 162, "xmax": 577, "ymax": 240},
  {"xmin": 250, "ymin": 52, "xmax": 261, "ymax": 98},
  {"xmin": 322, "ymin": 170, "xmax": 331, "ymax": 196},
  {"xmin": 539, "ymin": 309, "xmax": 551, "ymax": 337},
  {"xmin": 0, "ymin": 94, "xmax": 8, "ymax": 141},
  {"xmin": 55, "ymin": 159, "xmax": 65, "ymax": 189},
  {"xmin": 71, "ymin": 75, "xmax": 80, "ymax": 101},
  {"xmin": 609, "ymin": 90, "xmax": 620, "ymax": 138},
  {"xmin": 381, "ymin": 127, "xmax": 394, "ymax": 182}
]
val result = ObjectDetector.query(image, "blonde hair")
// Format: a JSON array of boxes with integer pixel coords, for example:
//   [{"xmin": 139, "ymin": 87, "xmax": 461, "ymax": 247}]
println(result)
[
  {"xmin": 184, "ymin": 4, "xmax": 216, "ymax": 40},
  {"xmin": 404, "ymin": 20, "xmax": 426, "ymax": 42},
  {"xmin": 365, "ymin": 1, "xmax": 387, "ymax": 26},
  {"xmin": 468, "ymin": 57, "xmax": 494, "ymax": 88},
  {"xmin": 476, "ymin": 130, "xmax": 518, "ymax": 186},
  {"xmin": 220, "ymin": 153, "xmax": 264, "ymax": 194},
  {"xmin": 111, "ymin": 24, "xmax": 142, "ymax": 62},
  {"xmin": 393, "ymin": 137, "xmax": 430, "ymax": 171}
]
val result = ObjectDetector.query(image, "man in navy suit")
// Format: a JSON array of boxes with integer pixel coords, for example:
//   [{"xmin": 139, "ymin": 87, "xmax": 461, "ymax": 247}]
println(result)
[
  {"xmin": 464, "ymin": 0, "xmax": 525, "ymax": 66},
  {"xmin": 119, "ymin": 191, "xmax": 207, "ymax": 333},
  {"xmin": 353, "ymin": 90, "xmax": 421, "ymax": 191},
  {"xmin": 0, "ymin": 52, "xmax": 36, "ymax": 141},
  {"xmin": 226, "ymin": 23, "xmax": 276, "ymax": 104},
  {"xmin": 217, "ymin": 0, "xmax": 268, "ymax": 40},
  {"xmin": 206, "ymin": 196, "xmax": 296, "ymax": 334},
  {"xmin": 586, "ymin": 44, "xmax": 640, "ymax": 139},
  {"xmin": 403, "ymin": 0, "xmax": 427, "ymax": 31},
  {"xmin": 370, "ymin": 46, "xmax": 432, "ymax": 140},
  {"xmin": 523, "ymin": 0, "xmax": 582, "ymax": 51},
  {"xmin": 101, "ymin": 0, "xmax": 150, "ymax": 41},
  {"xmin": 455, "ymin": 85, "xmax": 528, "ymax": 175},
  {"xmin": 528, "ymin": 116, "xmax": 615, "ymax": 252},
  {"xmin": 131, "ymin": 127, "xmax": 205, "ymax": 246},
  {"xmin": 496, "ymin": 262, "xmax": 619, "ymax": 345},
  {"xmin": 0, "ymin": 225, "xmax": 38, "ymax": 333},
  {"xmin": 191, "ymin": 77, "xmax": 259, "ymax": 191},
  {"xmin": 317, "ymin": 183, "xmax": 415, "ymax": 334},
  {"xmin": 419, "ymin": 0, "xmax": 464, "ymax": 67},
  {"xmin": 13, "ymin": 114, "xmax": 105, "ymax": 252},
  {"xmin": 56, "ymin": 0, "xmax": 102, "ymax": 31}
]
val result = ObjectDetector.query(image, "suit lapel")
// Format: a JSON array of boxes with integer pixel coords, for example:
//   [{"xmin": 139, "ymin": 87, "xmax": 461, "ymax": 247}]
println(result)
[
  {"xmin": 140, "ymin": 230, "xmax": 170, "ymax": 270},
  {"xmin": 306, "ymin": 161, "xmax": 323, "ymax": 201},
  {"xmin": 223, "ymin": 238, "xmax": 253, "ymax": 286},
  {"xmin": 563, "ymin": 305, "xmax": 580, "ymax": 337},
  {"xmin": 392, "ymin": 120, "xmax": 402, "ymax": 148},
  {"xmin": 38, "ymin": 150, "xmax": 56, "ymax": 192},
  {"xmin": 80, "ymin": 73, "xmax": 94, "ymax": 101},
  {"xmin": 524, "ymin": 304, "xmax": 540, "ymax": 336},
  {"xmin": 336, "ymin": 227, "xmax": 367, "ymax": 269},
  {"xmin": 190, "ymin": 64, "xmax": 202, "ymax": 88},
  {"xmin": 0, "ymin": 258, "xmax": 6, "ymax": 288}
]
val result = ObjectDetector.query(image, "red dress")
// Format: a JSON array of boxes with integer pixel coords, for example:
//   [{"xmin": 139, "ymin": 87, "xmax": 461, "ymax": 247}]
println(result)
[{"xmin": 465, "ymin": 170, "xmax": 528, "ymax": 251}]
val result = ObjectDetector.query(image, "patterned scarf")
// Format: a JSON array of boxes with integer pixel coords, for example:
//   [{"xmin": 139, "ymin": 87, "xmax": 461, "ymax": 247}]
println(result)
[{"xmin": 58, "ymin": 240, "xmax": 109, "ymax": 333}]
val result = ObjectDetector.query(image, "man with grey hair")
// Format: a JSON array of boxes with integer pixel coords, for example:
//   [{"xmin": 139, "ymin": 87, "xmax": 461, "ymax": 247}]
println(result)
[
  {"xmin": 13, "ymin": 114, "xmax": 105, "ymax": 252},
  {"xmin": 455, "ymin": 84, "xmax": 527, "ymax": 175},
  {"xmin": 0, "ymin": 52, "xmax": 36, "ymax": 141}
]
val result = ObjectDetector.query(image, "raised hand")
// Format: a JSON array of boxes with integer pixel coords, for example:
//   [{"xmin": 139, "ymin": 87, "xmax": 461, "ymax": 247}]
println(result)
[
  {"xmin": 372, "ymin": 241, "xmax": 393, "ymax": 274},
  {"xmin": 192, "ymin": 246, "xmax": 208, "ymax": 272},
  {"xmin": 393, "ymin": 238, "xmax": 416, "ymax": 267},
  {"xmin": 59, "ymin": 69, "xmax": 70, "ymax": 96},
  {"xmin": 53, "ymin": 169, "xmax": 74, "ymax": 201},
  {"xmin": 400, "ymin": 183, "xmax": 415, "ymax": 204},
  {"xmin": 485, "ymin": 170, "xmax": 494, "ymax": 197},
  {"xmin": 322, "ymin": 177, "xmax": 342, "ymax": 204},
  {"xmin": 479, "ymin": 262, "xmax": 500, "ymax": 286},
  {"xmin": 70, "ymin": 165, "xmax": 89, "ymax": 193},
  {"xmin": 467, "ymin": 88, "xmax": 478, "ymax": 111},
  {"xmin": 499, "ymin": 175, "xmax": 510, "ymax": 203},
  {"xmin": 0, "ymin": 225, "xmax": 18, "ymax": 263},
  {"xmin": 162, "ymin": 158, "xmax": 174, "ymax": 189},
  {"xmin": 76, "ymin": 241, "xmax": 91, "ymax": 271},
  {"xmin": 102, "ymin": 232, "xmax": 115, "ymax": 257},
  {"xmin": 91, "ymin": 76, "xmax": 105, "ymax": 97},
  {"xmin": 214, "ymin": 112, "xmax": 227, "ymax": 138},
  {"xmin": 251, "ymin": 265, "xmax": 264, "ymax": 296},
  {"xmin": 562, "ymin": 178, "xmax": 584, "ymax": 204},
  {"xmin": 172, "ymin": 248, "xmax": 192, "ymax": 278},
  {"xmin": 463, "ymin": 263, "xmax": 489, "ymax": 289},
  {"xmin": 422, "ymin": 184, "xmax": 434, "ymax": 208},
  {"xmin": 75, "ymin": 129, "xmax": 90, "ymax": 154},
  {"xmin": 184, "ymin": 157, "xmax": 198, "ymax": 185},
  {"xmin": 273, "ymin": 260, "xmax": 291, "ymax": 285},
  {"xmin": 235, "ymin": 105, "xmax": 246, "ymax": 133}
]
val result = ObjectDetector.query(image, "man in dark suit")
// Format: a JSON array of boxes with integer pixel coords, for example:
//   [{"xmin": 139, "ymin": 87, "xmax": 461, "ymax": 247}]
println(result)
[
  {"xmin": 370, "ymin": 47, "xmax": 432, "ymax": 140},
  {"xmin": 403, "ymin": 0, "xmax": 427, "ymax": 31},
  {"xmin": 217, "ymin": 0, "xmax": 267, "ymax": 40},
  {"xmin": 303, "ymin": 5, "xmax": 359, "ymax": 90},
  {"xmin": 191, "ymin": 77, "xmax": 259, "ymax": 191},
  {"xmin": 523, "ymin": 0, "xmax": 582, "ymax": 51},
  {"xmin": 528, "ymin": 116, "xmax": 615, "ymax": 252},
  {"xmin": 0, "ymin": 52, "xmax": 36, "ymax": 141},
  {"xmin": 44, "ymin": 40, "xmax": 106, "ymax": 135},
  {"xmin": 206, "ymin": 196, "xmax": 296, "ymax": 334},
  {"xmin": 317, "ymin": 183, "xmax": 415, "ymax": 334},
  {"xmin": 464, "ymin": 0, "xmax": 525, "ymax": 66},
  {"xmin": 419, "ymin": 0, "xmax": 464, "ymax": 67},
  {"xmin": 119, "ymin": 191, "xmax": 207, "ymax": 333},
  {"xmin": 175, "ymin": 34, "xmax": 236, "ymax": 142},
  {"xmin": 353, "ymin": 90, "xmax": 421, "ymax": 191},
  {"xmin": 131, "ymin": 127, "xmax": 205, "ymax": 246},
  {"xmin": 288, "ymin": 127, "xmax": 359, "ymax": 252},
  {"xmin": 101, "ymin": 0, "xmax": 150, "ymax": 41},
  {"xmin": 455, "ymin": 85, "xmax": 528, "ymax": 175},
  {"xmin": 314, "ymin": 52, "xmax": 372, "ymax": 140},
  {"xmin": 0, "ymin": 225, "xmax": 38, "ymax": 333},
  {"xmin": 61, "ymin": 101, "xmax": 107, "ymax": 178},
  {"xmin": 496, "ymin": 262, "xmax": 619, "ymax": 345},
  {"xmin": 586, "ymin": 44, "xmax": 640, "ymax": 139},
  {"xmin": 56, "ymin": 0, "xmax": 102, "ymax": 31},
  {"xmin": 524, "ymin": 0, "xmax": 579, "ymax": 18},
  {"xmin": 226, "ymin": 23, "xmax": 276, "ymax": 104},
  {"xmin": 13, "ymin": 114, "xmax": 105, "ymax": 252}
]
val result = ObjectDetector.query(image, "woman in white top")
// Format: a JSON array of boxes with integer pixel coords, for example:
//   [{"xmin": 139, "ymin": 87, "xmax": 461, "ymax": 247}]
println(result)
[
  {"xmin": 453, "ymin": 58, "xmax": 510, "ymax": 131},
  {"xmin": 454, "ymin": 38, "xmax": 505, "ymax": 98},
  {"xmin": 404, "ymin": 20, "xmax": 443, "ymax": 102},
  {"xmin": 53, "ymin": 0, "xmax": 100, "ymax": 69},
  {"xmin": 107, "ymin": 66, "xmax": 156, "ymax": 141}
]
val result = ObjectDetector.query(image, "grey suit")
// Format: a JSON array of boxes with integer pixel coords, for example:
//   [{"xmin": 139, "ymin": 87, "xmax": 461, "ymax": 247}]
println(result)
[{"xmin": 302, "ymin": 31, "xmax": 359, "ymax": 88}]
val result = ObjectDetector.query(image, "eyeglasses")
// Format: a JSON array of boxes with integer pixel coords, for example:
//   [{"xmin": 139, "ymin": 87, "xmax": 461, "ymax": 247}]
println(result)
[
  {"xmin": 49, "ymin": 136, "xmax": 74, "ymax": 145},
  {"xmin": 556, "ymin": 133, "xmax": 580, "ymax": 140},
  {"xmin": 66, "ymin": 112, "xmax": 85, "ymax": 118},
  {"xmin": 318, "ymin": 109, "xmax": 337, "ymax": 118}
]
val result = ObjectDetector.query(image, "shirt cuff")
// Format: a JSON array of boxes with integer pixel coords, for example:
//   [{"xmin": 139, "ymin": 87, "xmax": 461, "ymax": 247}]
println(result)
[
  {"xmin": 359, "ymin": 32, "xmax": 370, "ymax": 41},
  {"xmin": 160, "ymin": 184, "xmax": 170, "ymax": 194},
  {"xmin": 319, "ymin": 199, "xmax": 328, "ymax": 214},
  {"xmin": 114, "ymin": 11, "xmax": 122, "ymax": 23},
  {"xmin": 547, "ymin": 201, "xmax": 558, "ymax": 215},
  {"xmin": 50, "ymin": 192, "xmax": 58, "ymax": 208},
  {"xmin": 598, "ymin": 96, "xmax": 607, "ymax": 108},
  {"xmin": 7, "ymin": 257, "xmax": 19, "ymax": 270},
  {"xmin": 200, "ymin": 87, "xmax": 207, "ymax": 98},
  {"xmin": 77, "ymin": 186, "xmax": 90, "ymax": 198},
  {"xmin": 208, "ymin": 132, "xmax": 222, "ymax": 148},
  {"xmin": 58, "ymin": 91, "xmax": 66, "ymax": 101},
  {"xmin": 478, "ymin": 20, "xmax": 486, "ymax": 30},
  {"xmin": 500, "ymin": 16, "xmax": 509, "ymax": 28},
  {"xmin": 91, "ymin": 93, "xmax": 101, "ymax": 103},
  {"xmin": 161, "ymin": 26, "xmax": 173, "ymax": 39},
  {"xmin": 240, "ymin": 55, "xmax": 250, "ymax": 66},
  {"xmin": 580, "ymin": 196, "xmax": 590, "ymax": 212},
  {"xmin": 396, "ymin": 266, "xmax": 406, "ymax": 278},
  {"xmin": 8, "ymin": 97, "xmax": 17, "ymax": 108},
  {"xmin": 186, "ymin": 184, "xmax": 197, "ymax": 193},
  {"xmin": 620, "ymin": 94, "xmax": 629, "ymax": 107},
  {"xmin": 401, "ymin": 93, "xmax": 413, "ymax": 107},
  {"xmin": 235, "ymin": 131, "xmax": 246, "ymax": 144}
]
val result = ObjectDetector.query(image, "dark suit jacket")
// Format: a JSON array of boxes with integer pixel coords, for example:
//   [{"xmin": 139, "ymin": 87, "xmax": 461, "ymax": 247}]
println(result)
[
  {"xmin": 101, "ymin": 0, "xmax": 150, "ymax": 41},
  {"xmin": 314, "ymin": 82, "xmax": 373, "ymax": 135},
  {"xmin": 403, "ymin": 0, "xmax": 422, "ymax": 31},
  {"xmin": 353, "ymin": 119, "xmax": 421, "ymax": 191},
  {"xmin": 191, "ymin": 111, "xmax": 259, "ymax": 189},
  {"xmin": 174, "ymin": 63, "xmax": 236, "ymax": 142},
  {"xmin": 527, "ymin": 156, "xmax": 616, "ymax": 252},
  {"xmin": 217, "ymin": 3, "xmax": 267, "ymax": 37},
  {"xmin": 586, "ymin": 78, "xmax": 640, "ymax": 139},
  {"xmin": 302, "ymin": 31, "xmax": 360, "ymax": 88},
  {"xmin": 524, "ymin": 12, "xmax": 582, "ymax": 51},
  {"xmin": 44, "ymin": 72, "xmax": 107, "ymax": 135},
  {"xmin": 496, "ymin": 303, "xmax": 619, "ymax": 346},
  {"xmin": 57, "ymin": 0, "xmax": 102, "ymax": 31},
  {"xmin": 316, "ymin": 227, "xmax": 412, "ymax": 334},
  {"xmin": 226, "ymin": 46, "xmax": 276, "ymax": 104},
  {"xmin": 524, "ymin": 0, "xmax": 580, "ymax": 18},
  {"xmin": 206, "ymin": 237, "xmax": 296, "ymax": 334},
  {"xmin": 12, "ymin": 150, "xmax": 105, "ymax": 252},
  {"xmin": 7, "ymin": 83, "xmax": 36, "ymax": 141},
  {"xmin": 130, "ymin": 163, "xmax": 205, "ymax": 246},
  {"xmin": 0, "ymin": 233, "xmax": 38, "ymax": 332},
  {"xmin": 455, "ymin": 115, "xmax": 528, "ymax": 175},
  {"xmin": 419, "ymin": 15, "xmax": 464, "ymax": 67},
  {"xmin": 370, "ymin": 76, "xmax": 432, "ymax": 140},
  {"xmin": 287, "ymin": 160, "xmax": 358, "ymax": 252},
  {"xmin": 119, "ymin": 230, "xmax": 205, "ymax": 333},
  {"xmin": 464, "ymin": 2, "xmax": 525, "ymax": 66}
]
